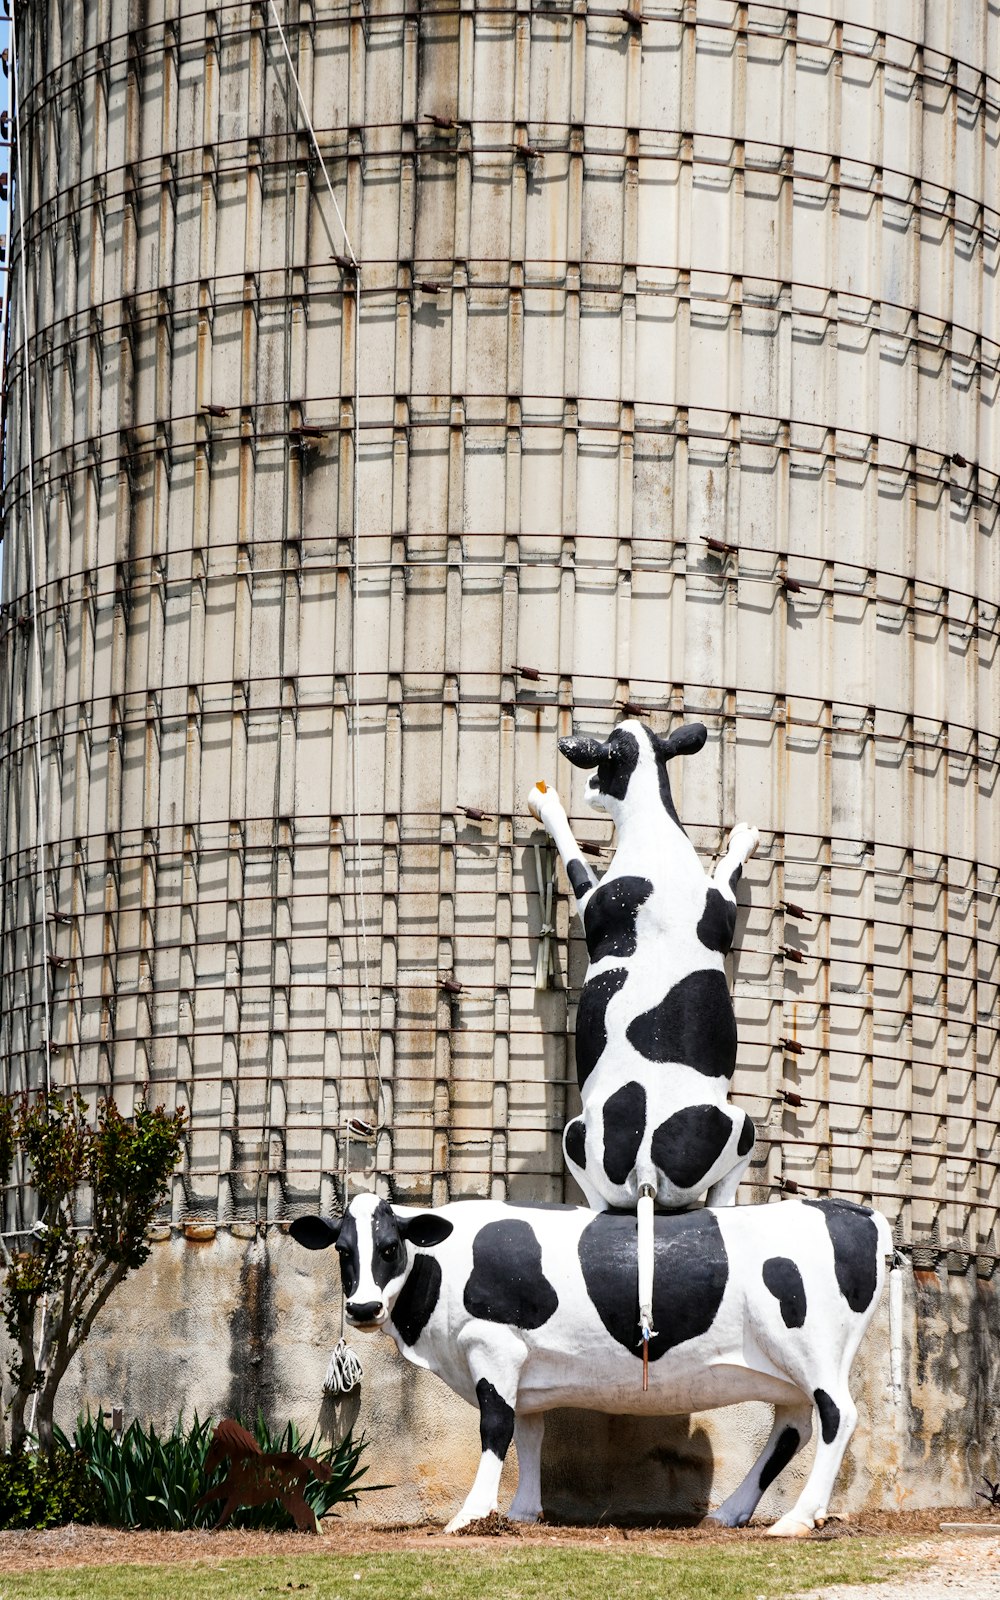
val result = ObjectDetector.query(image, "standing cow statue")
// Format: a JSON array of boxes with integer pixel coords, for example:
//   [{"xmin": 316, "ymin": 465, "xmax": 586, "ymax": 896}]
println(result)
[
  {"xmin": 291, "ymin": 1192, "xmax": 890, "ymax": 1534},
  {"xmin": 527, "ymin": 718, "xmax": 759, "ymax": 1354}
]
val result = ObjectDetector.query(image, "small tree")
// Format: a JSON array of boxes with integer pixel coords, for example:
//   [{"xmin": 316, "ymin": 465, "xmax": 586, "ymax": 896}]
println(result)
[{"xmin": 0, "ymin": 1091, "xmax": 185, "ymax": 1457}]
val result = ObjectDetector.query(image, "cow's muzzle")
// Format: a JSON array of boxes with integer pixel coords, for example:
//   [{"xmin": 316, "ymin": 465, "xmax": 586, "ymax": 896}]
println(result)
[{"xmin": 345, "ymin": 1299, "xmax": 385, "ymax": 1328}]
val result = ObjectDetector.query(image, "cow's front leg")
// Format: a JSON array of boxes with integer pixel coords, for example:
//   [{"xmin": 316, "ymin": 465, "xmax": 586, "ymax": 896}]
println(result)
[
  {"xmin": 508, "ymin": 1412, "xmax": 545, "ymax": 1523},
  {"xmin": 527, "ymin": 784, "xmax": 599, "ymax": 909},
  {"xmin": 444, "ymin": 1328, "xmax": 528, "ymax": 1532},
  {"xmin": 714, "ymin": 823, "xmax": 760, "ymax": 899}
]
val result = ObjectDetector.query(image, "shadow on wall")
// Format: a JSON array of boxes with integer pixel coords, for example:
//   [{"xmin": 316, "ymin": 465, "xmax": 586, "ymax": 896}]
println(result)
[
  {"xmin": 541, "ymin": 1411, "xmax": 714, "ymax": 1524},
  {"xmin": 320, "ymin": 1386, "xmax": 362, "ymax": 1446}
]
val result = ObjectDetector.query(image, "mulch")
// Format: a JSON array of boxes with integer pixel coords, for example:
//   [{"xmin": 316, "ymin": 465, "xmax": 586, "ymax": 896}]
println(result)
[{"xmin": 1, "ymin": 1507, "xmax": 998, "ymax": 1574}]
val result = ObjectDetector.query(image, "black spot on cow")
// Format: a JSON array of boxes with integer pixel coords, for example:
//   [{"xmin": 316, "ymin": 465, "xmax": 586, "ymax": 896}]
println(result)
[
  {"xmin": 596, "ymin": 728, "xmax": 641, "ymax": 800},
  {"xmin": 626, "ymin": 969, "xmax": 737, "ymax": 1079},
  {"xmin": 583, "ymin": 875, "xmax": 654, "ymax": 962},
  {"xmin": 759, "ymin": 1426, "xmax": 801, "ymax": 1491},
  {"xmin": 575, "ymin": 966, "xmax": 628, "ymax": 1087},
  {"xmin": 762, "ymin": 1257, "xmax": 807, "ymax": 1329},
  {"xmin": 564, "ymin": 1117, "xmax": 586, "ymax": 1170},
  {"xmin": 804, "ymin": 1198, "xmax": 880, "ymax": 1313},
  {"xmin": 654, "ymin": 753, "xmax": 683, "ymax": 829},
  {"xmin": 737, "ymin": 1113, "xmax": 755, "ymax": 1157},
  {"xmin": 578, "ymin": 1209, "xmax": 729, "ymax": 1361},
  {"xmin": 602, "ymin": 1082, "xmax": 647, "ymax": 1185},
  {"xmin": 567, "ymin": 859, "xmax": 592, "ymax": 901},
  {"xmin": 649, "ymin": 1104, "xmax": 733, "ymax": 1191},
  {"xmin": 696, "ymin": 888, "xmax": 738, "ymax": 954},
  {"xmin": 391, "ymin": 1253, "xmax": 442, "ymax": 1346},
  {"xmin": 370, "ymin": 1200, "xmax": 408, "ymax": 1287},
  {"xmin": 814, "ymin": 1388, "xmax": 841, "ymax": 1444},
  {"xmin": 464, "ymin": 1220, "xmax": 559, "ymax": 1329},
  {"xmin": 335, "ymin": 1211, "xmax": 360, "ymax": 1298},
  {"xmin": 476, "ymin": 1377, "xmax": 516, "ymax": 1461}
]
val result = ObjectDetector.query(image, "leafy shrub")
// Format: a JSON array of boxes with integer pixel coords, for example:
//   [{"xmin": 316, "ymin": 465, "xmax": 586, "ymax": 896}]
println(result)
[
  {"xmin": 56, "ymin": 1411, "xmax": 380, "ymax": 1530},
  {"xmin": 0, "ymin": 1448, "xmax": 100, "ymax": 1529},
  {"xmin": 59, "ymin": 1412, "xmax": 218, "ymax": 1532}
]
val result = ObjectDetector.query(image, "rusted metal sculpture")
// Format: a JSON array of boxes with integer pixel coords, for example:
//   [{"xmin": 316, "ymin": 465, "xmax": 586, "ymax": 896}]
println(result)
[{"xmin": 196, "ymin": 1418, "xmax": 331, "ymax": 1533}]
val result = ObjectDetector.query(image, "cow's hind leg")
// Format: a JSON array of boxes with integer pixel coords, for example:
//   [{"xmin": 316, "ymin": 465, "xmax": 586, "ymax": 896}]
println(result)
[
  {"xmin": 768, "ymin": 1384, "xmax": 858, "ymax": 1537},
  {"xmin": 444, "ymin": 1330, "xmax": 527, "ymax": 1532},
  {"xmin": 708, "ymin": 1402, "xmax": 812, "ymax": 1528},
  {"xmin": 509, "ymin": 1413, "xmax": 545, "ymax": 1523}
]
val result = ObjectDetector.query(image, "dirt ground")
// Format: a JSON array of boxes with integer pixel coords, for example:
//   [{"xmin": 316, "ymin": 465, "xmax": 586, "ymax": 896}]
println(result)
[{"xmin": 0, "ymin": 1506, "xmax": 998, "ymax": 1581}]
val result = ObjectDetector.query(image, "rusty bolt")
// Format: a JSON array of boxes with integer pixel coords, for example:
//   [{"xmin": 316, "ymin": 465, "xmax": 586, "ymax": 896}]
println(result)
[
  {"xmin": 618, "ymin": 7, "xmax": 644, "ymax": 24},
  {"xmin": 424, "ymin": 113, "xmax": 457, "ymax": 130},
  {"xmin": 779, "ymin": 1037, "xmax": 804, "ymax": 1055},
  {"xmin": 440, "ymin": 976, "xmax": 463, "ymax": 995},
  {"xmin": 458, "ymin": 805, "xmax": 491, "ymax": 822},
  {"xmin": 780, "ymin": 944, "xmax": 805, "ymax": 964},
  {"xmin": 513, "ymin": 664, "xmax": 543, "ymax": 681},
  {"xmin": 777, "ymin": 1176, "xmax": 801, "ymax": 1194},
  {"xmin": 579, "ymin": 841, "xmax": 604, "ymax": 858},
  {"xmin": 780, "ymin": 1088, "xmax": 804, "ymax": 1107},
  {"xmin": 782, "ymin": 574, "xmax": 804, "ymax": 594},
  {"xmin": 782, "ymin": 900, "xmax": 811, "ymax": 920},
  {"xmin": 201, "ymin": 403, "xmax": 229, "ymax": 419},
  {"xmin": 332, "ymin": 253, "xmax": 357, "ymax": 272},
  {"xmin": 418, "ymin": 281, "xmax": 443, "ymax": 293},
  {"xmin": 705, "ymin": 537, "xmax": 736, "ymax": 555}
]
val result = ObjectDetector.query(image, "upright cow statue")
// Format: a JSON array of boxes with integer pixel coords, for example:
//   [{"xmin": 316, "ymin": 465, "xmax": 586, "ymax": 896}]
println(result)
[
  {"xmin": 527, "ymin": 718, "xmax": 759, "ymax": 1349},
  {"xmin": 291, "ymin": 1193, "xmax": 890, "ymax": 1534}
]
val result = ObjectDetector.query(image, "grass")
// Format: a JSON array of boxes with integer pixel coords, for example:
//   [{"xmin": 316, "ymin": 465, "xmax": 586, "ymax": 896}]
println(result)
[{"xmin": 0, "ymin": 1539, "xmax": 925, "ymax": 1600}]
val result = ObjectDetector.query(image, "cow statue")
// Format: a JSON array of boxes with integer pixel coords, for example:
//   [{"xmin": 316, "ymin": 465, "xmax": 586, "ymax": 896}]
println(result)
[
  {"xmin": 290, "ymin": 1192, "xmax": 890, "ymax": 1536},
  {"xmin": 527, "ymin": 717, "xmax": 760, "ymax": 1351}
]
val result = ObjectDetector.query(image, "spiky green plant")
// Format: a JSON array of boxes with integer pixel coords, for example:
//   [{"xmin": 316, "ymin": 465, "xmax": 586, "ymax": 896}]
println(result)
[{"xmin": 56, "ymin": 1411, "xmax": 381, "ymax": 1530}]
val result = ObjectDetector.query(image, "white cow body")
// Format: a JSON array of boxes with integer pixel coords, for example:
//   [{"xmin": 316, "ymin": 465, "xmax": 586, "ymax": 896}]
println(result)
[
  {"xmin": 291, "ymin": 1192, "xmax": 891, "ymax": 1536},
  {"xmin": 527, "ymin": 719, "xmax": 760, "ymax": 1217}
]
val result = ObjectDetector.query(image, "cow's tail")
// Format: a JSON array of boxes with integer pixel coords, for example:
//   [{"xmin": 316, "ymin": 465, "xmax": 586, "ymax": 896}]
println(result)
[{"xmin": 637, "ymin": 1182, "xmax": 656, "ymax": 1389}]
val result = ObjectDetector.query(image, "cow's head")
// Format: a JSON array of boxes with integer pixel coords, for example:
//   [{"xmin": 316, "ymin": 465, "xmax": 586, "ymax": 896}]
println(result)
[
  {"xmin": 289, "ymin": 1192, "xmax": 453, "ymax": 1329},
  {"xmin": 558, "ymin": 718, "xmax": 707, "ymax": 824}
]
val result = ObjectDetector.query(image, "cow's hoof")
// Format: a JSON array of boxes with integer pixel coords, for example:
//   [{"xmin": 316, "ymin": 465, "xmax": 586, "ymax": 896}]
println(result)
[
  {"xmin": 527, "ymin": 784, "xmax": 562, "ymax": 829},
  {"xmin": 766, "ymin": 1515, "xmax": 814, "ymax": 1539},
  {"xmin": 509, "ymin": 1508, "xmax": 542, "ymax": 1524},
  {"xmin": 731, "ymin": 822, "xmax": 760, "ymax": 859},
  {"xmin": 705, "ymin": 1509, "xmax": 748, "ymax": 1529}
]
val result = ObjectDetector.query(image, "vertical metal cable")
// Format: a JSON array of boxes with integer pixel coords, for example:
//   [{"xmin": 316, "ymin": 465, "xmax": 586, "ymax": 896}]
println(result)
[
  {"xmin": 266, "ymin": 3, "xmax": 384, "ymax": 1128},
  {"xmin": 10, "ymin": 0, "xmax": 53, "ymax": 1443}
]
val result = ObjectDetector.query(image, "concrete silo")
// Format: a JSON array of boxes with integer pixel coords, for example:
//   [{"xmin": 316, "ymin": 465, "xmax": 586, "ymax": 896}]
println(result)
[{"xmin": 1, "ymin": 0, "xmax": 998, "ymax": 1518}]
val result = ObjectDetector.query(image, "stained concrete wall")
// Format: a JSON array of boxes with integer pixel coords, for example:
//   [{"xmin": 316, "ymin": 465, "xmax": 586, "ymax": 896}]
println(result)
[{"xmin": 2, "ymin": 0, "xmax": 1000, "ymax": 1517}]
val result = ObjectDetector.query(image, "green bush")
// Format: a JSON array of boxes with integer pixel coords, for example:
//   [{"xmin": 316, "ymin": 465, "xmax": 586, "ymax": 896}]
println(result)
[
  {"xmin": 0, "ymin": 1448, "xmax": 100, "ymax": 1529},
  {"xmin": 55, "ymin": 1411, "xmax": 380, "ymax": 1531}
]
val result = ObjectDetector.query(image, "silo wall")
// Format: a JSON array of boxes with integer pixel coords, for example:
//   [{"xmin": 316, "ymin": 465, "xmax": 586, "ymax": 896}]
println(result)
[{"xmin": 1, "ymin": 0, "xmax": 999, "ymax": 1519}]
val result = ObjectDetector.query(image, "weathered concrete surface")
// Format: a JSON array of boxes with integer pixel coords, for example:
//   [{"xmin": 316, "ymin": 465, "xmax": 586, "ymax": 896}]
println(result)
[{"xmin": 2, "ymin": 1230, "xmax": 994, "ymax": 1524}]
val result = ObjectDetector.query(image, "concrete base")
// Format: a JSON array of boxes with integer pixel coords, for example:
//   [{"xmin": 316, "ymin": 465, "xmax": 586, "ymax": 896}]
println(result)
[{"xmin": 2, "ymin": 1230, "xmax": 997, "ymax": 1524}]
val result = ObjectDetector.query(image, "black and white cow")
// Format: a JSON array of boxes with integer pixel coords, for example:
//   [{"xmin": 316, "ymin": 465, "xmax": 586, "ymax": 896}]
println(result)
[
  {"xmin": 528, "ymin": 719, "xmax": 759, "ymax": 1219},
  {"xmin": 291, "ymin": 1193, "xmax": 890, "ymax": 1535}
]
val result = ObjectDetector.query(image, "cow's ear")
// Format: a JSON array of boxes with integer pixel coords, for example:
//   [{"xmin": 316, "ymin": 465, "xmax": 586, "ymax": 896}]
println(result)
[
  {"xmin": 558, "ymin": 734, "xmax": 608, "ymax": 769},
  {"xmin": 655, "ymin": 721, "xmax": 707, "ymax": 760},
  {"xmin": 398, "ymin": 1213, "xmax": 454, "ymax": 1248},
  {"xmin": 289, "ymin": 1215, "xmax": 342, "ymax": 1251}
]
